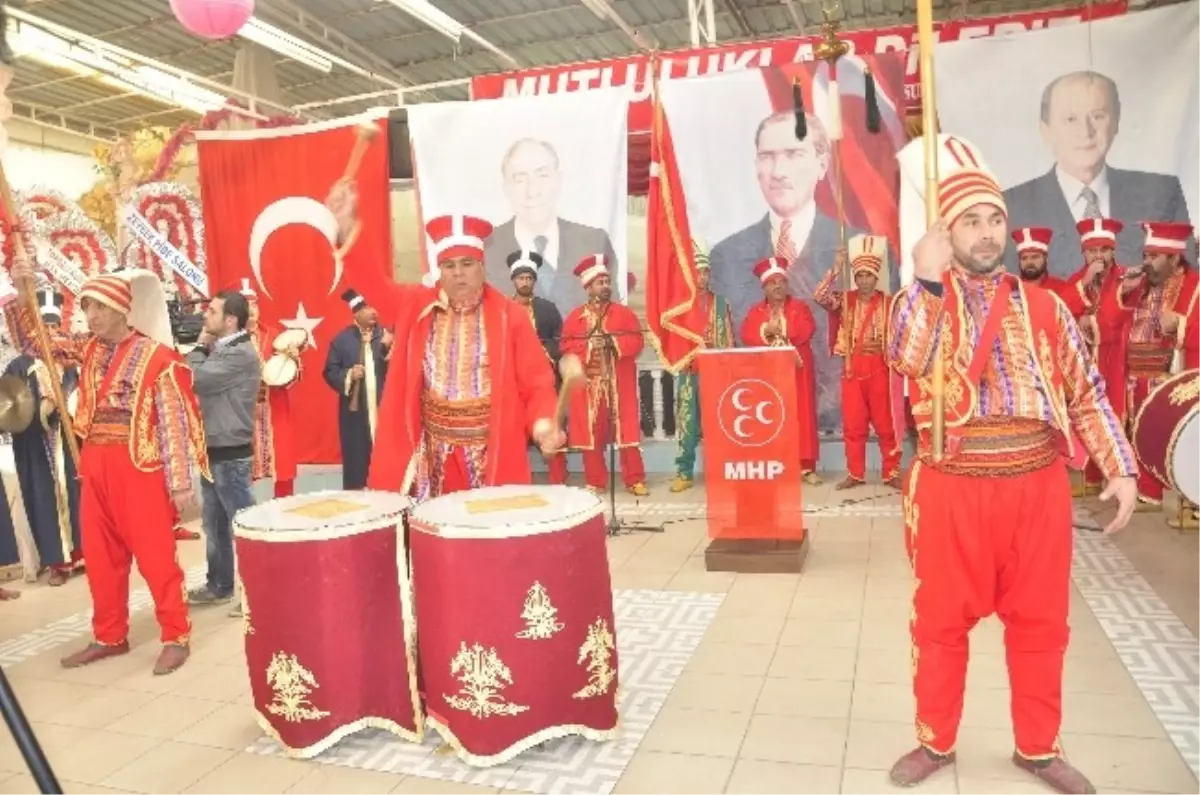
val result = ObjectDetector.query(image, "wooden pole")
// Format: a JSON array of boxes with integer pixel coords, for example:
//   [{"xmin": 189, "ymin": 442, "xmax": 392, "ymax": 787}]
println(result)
[
  {"xmin": 916, "ymin": 0, "xmax": 944, "ymax": 461},
  {"xmin": 0, "ymin": 168, "xmax": 82, "ymax": 469}
]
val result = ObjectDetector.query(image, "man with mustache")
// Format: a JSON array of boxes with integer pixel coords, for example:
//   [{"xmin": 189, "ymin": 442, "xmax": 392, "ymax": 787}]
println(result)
[
  {"xmin": 1110, "ymin": 221, "xmax": 1198, "ymax": 515},
  {"xmin": 1012, "ymin": 227, "xmax": 1069, "ymax": 294},
  {"xmin": 1065, "ymin": 218, "xmax": 1144, "ymax": 496},
  {"xmin": 813, "ymin": 236, "xmax": 901, "ymax": 491},
  {"xmin": 508, "ymin": 249, "xmax": 567, "ymax": 485},
  {"xmin": 740, "ymin": 257, "xmax": 821, "ymax": 484},
  {"xmin": 560, "ymin": 255, "xmax": 649, "ymax": 496},
  {"xmin": 889, "ymin": 134, "xmax": 1137, "ymax": 794}
]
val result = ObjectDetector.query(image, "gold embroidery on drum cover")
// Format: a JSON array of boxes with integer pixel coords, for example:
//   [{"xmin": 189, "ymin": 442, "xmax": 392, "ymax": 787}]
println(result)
[
  {"xmin": 1170, "ymin": 378, "xmax": 1199, "ymax": 406},
  {"xmin": 243, "ymin": 593, "xmax": 254, "ymax": 636},
  {"xmin": 444, "ymin": 642, "xmax": 531, "ymax": 718},
  {"xmin": 265, "ymin": 652, "xmax": 331, "ymax": 723},
  {"xmin": 515, "ymin": 582, "xmax": 565, "ymax": 640},
  {"xmin": 572, "ymin": 618, "xmax": 616, "ymax": 700}
]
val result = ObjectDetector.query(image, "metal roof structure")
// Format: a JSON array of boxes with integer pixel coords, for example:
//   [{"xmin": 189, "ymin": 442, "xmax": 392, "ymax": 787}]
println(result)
[{"xmin": 5, "ymin": 0, "xmax": 1144, "ymax": 142}]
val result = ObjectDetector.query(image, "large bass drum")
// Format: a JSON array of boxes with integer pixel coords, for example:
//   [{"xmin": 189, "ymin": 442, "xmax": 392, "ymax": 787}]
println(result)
[
  {"xmin": 1132, "ymin": 369, "xmax": 1199, "ymax": 505},
  {"xmin": 408, "ymin": 484, "xmax": 618, "ymax": 768},
  {"xmin": 234, "ymin": 490, "xmax": 422, "ymax": 758}
]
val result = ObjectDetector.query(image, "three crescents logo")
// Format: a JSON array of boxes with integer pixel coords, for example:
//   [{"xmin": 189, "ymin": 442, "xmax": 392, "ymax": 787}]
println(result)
[{"xmin": 716, "ymin": 379, "xmax": 784, "ymax": 447}]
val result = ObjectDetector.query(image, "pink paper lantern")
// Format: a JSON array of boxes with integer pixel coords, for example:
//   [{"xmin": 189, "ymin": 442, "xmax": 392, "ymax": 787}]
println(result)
[{"xmin": 170, "ymin": 0, "xmax": 255, "ymax": 40}]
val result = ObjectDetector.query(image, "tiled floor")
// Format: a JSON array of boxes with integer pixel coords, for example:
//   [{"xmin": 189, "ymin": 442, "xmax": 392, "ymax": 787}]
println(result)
[{"xmin": 0, "ymin": 475, "xmax": 1195, "ymax": 794}]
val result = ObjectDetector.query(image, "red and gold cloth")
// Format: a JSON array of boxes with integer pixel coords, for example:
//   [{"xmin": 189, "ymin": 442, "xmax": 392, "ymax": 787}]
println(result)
[
  {"xmin": 813, "ymin": 271, "xmax": 900, "ymax": 481},
  {"xmin": 886, "ymin": 267, "xmax": 1136, "ymax": 481},
  {"xmin": 250, "ymin": 325, "xmax": 298, "ymax": 490},
  {"xmin": 236, "ymin": 492, "xmax": 421, "ymax": 758},
  {"xmin": 740, "ymin": 297, "xmax": 820, "ymax": 466},
  {"xmin": 561, "ymin": 301, "xmax": 644, "ymax": 451},
  {"xmin": 367, "ymin": 283, "xmax": 557, "ymax": 495},
  {"xmin": 408, "ymin": 485, "xmax": 618, "ymax": 767}
]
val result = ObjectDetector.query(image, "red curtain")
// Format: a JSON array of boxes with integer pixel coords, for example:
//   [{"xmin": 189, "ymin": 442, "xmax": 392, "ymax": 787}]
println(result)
[{"xmin": 196, "ymin": 119, "xmax": 394, "ymax": 465}]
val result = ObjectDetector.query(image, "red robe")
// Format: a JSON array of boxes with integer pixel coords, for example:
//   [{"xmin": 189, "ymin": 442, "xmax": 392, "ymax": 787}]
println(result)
[
  {"xmin": 561, "ymin": 300, "xmax": 643, "ymax": 449},
  {"xmin": 250, "ymin": 325, "xmax": 298, "ymax": 486},
  {"xmin": 740, "ymin": 297, "xmax": 819, "ymax": 462},
  {"xmin": 367, "ymin": 284, "xmax": 558, "ymax": 494},
  {"xmin": 1025, "ymin": 273, "xmax": 1088, "ymax": 317}
]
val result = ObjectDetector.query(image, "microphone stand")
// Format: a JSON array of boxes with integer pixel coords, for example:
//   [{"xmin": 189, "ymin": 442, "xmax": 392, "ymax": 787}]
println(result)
[{"xmin": 583, "ymin": 322, "xmax": 664, "ymax": 538}]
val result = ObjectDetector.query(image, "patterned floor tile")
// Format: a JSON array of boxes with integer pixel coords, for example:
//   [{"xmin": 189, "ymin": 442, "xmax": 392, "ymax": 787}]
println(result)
[
  {"xmin": 1071, "ymin": 507, "xmax": 1199, "ymax": 779},
  {"xmin": 244, "ymin": 589, "xmax": 725, "ymax": 794}
]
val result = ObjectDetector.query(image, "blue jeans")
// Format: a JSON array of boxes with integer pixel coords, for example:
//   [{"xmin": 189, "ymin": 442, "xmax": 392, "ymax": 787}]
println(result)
[{"xmin": 201, "ymin": 457, "xmax": 256, "ymax": 598}]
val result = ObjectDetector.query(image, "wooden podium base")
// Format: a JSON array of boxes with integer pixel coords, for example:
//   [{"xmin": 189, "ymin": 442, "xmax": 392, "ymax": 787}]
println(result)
[{"xmin": 704, "ymin": 536, "xmax": 810, "ymax": 574}]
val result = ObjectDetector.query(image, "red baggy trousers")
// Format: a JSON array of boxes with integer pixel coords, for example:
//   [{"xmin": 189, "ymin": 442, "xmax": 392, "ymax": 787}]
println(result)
[
  {"xmin": 904, "ymin": 458, "xmax": 1071, "ymax": 759},
  {"xmin": 842, "ymin": 353, "xmax": 901, "ymax": 481},
  {"xmin": 80, "ymin": 442, "xmax": 190, "ymax": 645},
  {"xmin": 581, "ymin": 393, "xmax": 646, "ymax": 490}
]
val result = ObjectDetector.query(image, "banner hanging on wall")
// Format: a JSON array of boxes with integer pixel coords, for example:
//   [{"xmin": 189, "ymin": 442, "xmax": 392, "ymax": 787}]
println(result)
[
  {"xmin": 654, "ymin": 55, "xmax": 907, "ymax": 435},
  {"xmin": 471, "ymin": 3, "xmax": 1126, "ymax": 131},
  {"xmin": 408, "ymin": 88, "xmax": 631, "ymax": 320},
  {"xmin": 929, "ymin": 3, "xmax": 1198, "ymax": 279}
]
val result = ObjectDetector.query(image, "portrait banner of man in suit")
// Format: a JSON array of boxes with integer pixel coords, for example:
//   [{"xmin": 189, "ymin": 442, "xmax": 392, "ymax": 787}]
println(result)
[
  {"xmin": 657, "ymin": 58, "xmax": 907, "ymax": 432},
  {"xmin": 407, "ymin": 88, "xmax": 630, "ymax": 317},
  {"xmin": 933, "ymin": 3, "xmax": 1198, "ymax": 278}
]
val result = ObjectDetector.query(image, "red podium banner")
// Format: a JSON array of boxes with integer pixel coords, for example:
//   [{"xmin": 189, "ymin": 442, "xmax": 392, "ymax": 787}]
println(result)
[{"xmin": 698, "ymin": 347, "xmax": 805, "ymax": 542}]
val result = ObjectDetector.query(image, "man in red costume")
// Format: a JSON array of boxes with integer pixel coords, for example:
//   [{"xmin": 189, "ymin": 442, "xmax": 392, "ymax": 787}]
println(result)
[
  {"xmin": 889, "ymin": 134, "xmax": 1138, "ymax": 794},
  {"xmin": 7, "ymin": 257, "xmax": 208, "ymax": 675},
  {"xmin": 560, "ymin": 255, "xmax": 649, "ymax": 496},
  {"xmin": 239, "ymin": 278, "xmax": 299, "ymax": 499},
  {"xmin": 814, "ymin": 235, "xmax": 901, "ymax": 490},
  {"xmin": 1116, "ymin": 221, "xmax": 1199, "ymax": 510},
  {"xmin": 320, "ymin": 180, "xmax": 564, "ymax": 498},
  {"xmin": 741, "ymin": 257, "xmax": 821, "ymax": 484},
  {"xmin": 1011, "ymin": 227, "xmax": 1087, "ymax": 314}
]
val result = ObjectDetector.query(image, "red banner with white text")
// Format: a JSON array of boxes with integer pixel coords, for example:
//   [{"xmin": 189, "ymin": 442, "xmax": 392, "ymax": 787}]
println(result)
[
  {"xmin": 196, "ymin": 116, "xmax": 394, "ymax": 465},
  {"xmin": 471, "ymin": 3, "xmax": 1127, "ymax": 131}
]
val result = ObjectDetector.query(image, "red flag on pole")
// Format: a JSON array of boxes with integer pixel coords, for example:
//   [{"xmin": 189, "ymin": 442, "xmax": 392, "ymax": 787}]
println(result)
[
  {"xmin": 196, "ymin": 115, "xmax": 394, "ymax": 465},
  {"xmin": 645, "ymin": 92, "xmax": 705, "ymax": 373}
]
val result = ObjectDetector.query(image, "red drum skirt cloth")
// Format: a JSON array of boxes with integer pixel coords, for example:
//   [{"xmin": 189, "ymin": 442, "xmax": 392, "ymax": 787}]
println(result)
[
  {"xmin": 235, "ymin": 490, "xmax": 423, "ymax": 758},
  {"xmin": 408, "ymin": 484, "xmax": 619, "ymax": 767},
  {"xmin": 1132, "ymin": 368, "xmax": 1199, "ymax": 505}
]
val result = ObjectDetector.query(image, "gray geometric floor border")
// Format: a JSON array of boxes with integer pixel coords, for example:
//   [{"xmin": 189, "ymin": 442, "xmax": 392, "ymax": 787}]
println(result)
[
  {"xmin": 1071, "ymin": 506, "xmax": 1200, "ymax": 779},
  {"xmin": 244, "ymin": 589, "xmax": 725, "ymax": 795},
  {"xmin": 623, "ymin": 501, "xmax": 901, "ymax": 518}
]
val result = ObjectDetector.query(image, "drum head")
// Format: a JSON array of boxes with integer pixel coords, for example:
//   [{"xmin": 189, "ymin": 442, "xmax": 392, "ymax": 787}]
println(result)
[
  {"xmin": 262, "ymin": 354, "xmax": 298, "ymax": 387},
  {"xmin": 272, "ymin": 327, "xmax": 309, "ymax": 353},
  {"xmin": 409, "ymin": 484, "xmax": 604, "ymax": 539},
  {"xmin": 234, "ymin": 489, "xmax": 411, "ymax": 542},
  {"xmin": 1172, "ymin": 410, "xmax": 1199, "ymax": 505}
]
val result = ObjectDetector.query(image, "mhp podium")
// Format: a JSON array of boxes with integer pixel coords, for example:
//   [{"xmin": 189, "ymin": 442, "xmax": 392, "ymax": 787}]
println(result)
[{"xmin": 696, "ymin": 346, "xmax": 810, "ymax": 573}]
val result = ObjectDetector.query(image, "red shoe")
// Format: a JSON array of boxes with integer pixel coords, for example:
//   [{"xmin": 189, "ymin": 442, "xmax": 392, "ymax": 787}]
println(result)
[
  {"xmin": 61, "ymin": 641, "xmax": 130, "ymax": 668},
  {"xmin": 173, "ymin": 527, "xmax": 200, "ymax": 541},
  {"xmin": 889, "ymin": 747, "xmax": 955, "ymax": 787},
  {"xmin": 1011, "ymin": 754, "xmax": 1096, "ymax": 794}
]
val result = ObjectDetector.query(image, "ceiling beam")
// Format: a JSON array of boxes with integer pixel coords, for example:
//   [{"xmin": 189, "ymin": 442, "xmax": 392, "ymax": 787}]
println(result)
[
  {"xmin": 721, "ymin": 0, "xmax": 754, "ymax": 37},
  {"xmin": 8, "ymin": 100, "xmax": 124, "ymax": 141}
]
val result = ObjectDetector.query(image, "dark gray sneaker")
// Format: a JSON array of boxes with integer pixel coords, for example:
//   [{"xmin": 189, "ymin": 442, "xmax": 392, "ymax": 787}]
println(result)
[{"xmin": 187, "ymin": 586, "xmax": 231, "ymax": 605}]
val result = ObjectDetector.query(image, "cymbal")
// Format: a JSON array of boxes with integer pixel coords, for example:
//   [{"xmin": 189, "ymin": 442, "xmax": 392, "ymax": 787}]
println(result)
[{"xmin": 0, "ymin": 374, "xmax": 34, "ymax": 434}]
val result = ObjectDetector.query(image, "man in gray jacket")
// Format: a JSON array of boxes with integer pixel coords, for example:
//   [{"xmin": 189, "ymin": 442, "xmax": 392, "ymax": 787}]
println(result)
[{"xmin": 185, "ymin": 290, "xmax": 261, "ymax": 606}]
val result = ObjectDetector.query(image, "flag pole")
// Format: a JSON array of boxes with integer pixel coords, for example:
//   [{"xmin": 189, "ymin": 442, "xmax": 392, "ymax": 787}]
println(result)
[{"xmin": 916, "ymin": 0, "xmax": 944, "ymax": 460}]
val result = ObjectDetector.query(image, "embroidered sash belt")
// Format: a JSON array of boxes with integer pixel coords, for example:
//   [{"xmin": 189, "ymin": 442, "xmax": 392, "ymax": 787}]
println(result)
[
  {"xmin": 421, "ymin": 392, "xmax": 491, "ymax": 447},
  {"xmin": 89, "ymin": 408, "xmax": 132, "ymax": 445},
  {"xmin": 925, "ymin": 417, "xmax": 1057, "ymax": 477},
  {"xmin": 1127, "ymin": 344, "xmax": 1172, "ymax": 378}
]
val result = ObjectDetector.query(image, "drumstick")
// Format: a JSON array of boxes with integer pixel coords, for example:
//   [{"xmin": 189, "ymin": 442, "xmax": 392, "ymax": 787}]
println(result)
[
  {"xmin": 556, "ymin": 354, "xmax": 585, "ymax": 428},
  {"xmin": 343, "ymin": 122, "xmax": 379, "ymax": 181}
]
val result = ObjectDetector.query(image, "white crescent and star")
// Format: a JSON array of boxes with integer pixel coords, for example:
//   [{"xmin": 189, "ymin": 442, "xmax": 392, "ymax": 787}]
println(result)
[
  {"xmin": 280, "ymin": 303, "xmax": 323, "ymax": 351},
  {"xmin": 248, "ymin": 197, "xmax": 342, "ymax": 301}
]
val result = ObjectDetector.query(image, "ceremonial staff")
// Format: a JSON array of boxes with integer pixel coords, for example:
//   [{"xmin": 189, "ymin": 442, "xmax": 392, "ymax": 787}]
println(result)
[
  {"xmin": 339, "ymin": 122, "xmax": 377, "ymax": 414},
  {"xmin": 916, "ymin": 0, "xmax": 945, "ymax": 460},
  {"xmin": 812, "ymin": 18, "xmax": 853, "ymax": 377}
]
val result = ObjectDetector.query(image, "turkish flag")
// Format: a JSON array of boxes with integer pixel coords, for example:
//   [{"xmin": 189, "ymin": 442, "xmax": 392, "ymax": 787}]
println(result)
[
  {"xmin": 196, "ymin": 116, "xmax": 394, "ymax": 465},
  {"xmin": 645, "ymin": 98, "xmax": 705, "ymax": 374}
]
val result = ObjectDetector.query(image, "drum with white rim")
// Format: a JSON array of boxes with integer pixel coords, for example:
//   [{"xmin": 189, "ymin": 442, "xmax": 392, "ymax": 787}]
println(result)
[
  {"xmin": 408, "ymin": 484, "xmax": 618, "ymax": 767},
  {"xmin": 234, "ymin": 489, "xmax": 422, "ymax": 758},
  {"xmin": 1132, "ymin": 369, "xmax": 1199, "ymax": 505},
  {"xmin": 262, "ymin": 328, "xmax": 308, "ymax": 387}
]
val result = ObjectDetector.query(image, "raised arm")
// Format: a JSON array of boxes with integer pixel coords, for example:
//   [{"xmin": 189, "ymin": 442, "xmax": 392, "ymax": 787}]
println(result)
[
  {"xmin": 812, "ymin": 266, "xmax": 842, "ymax": 313},
  {"xmin": 1054, "ymin": 297, "xmax": 1137, "ymax": 481},
  {"xmin": 886, "ymin": 281, "xmax": 944, "ymax": 379}
]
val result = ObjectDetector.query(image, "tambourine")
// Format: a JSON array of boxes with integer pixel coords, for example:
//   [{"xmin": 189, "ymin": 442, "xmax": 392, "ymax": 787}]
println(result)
[{"xmin": 262, "ymin": 328, "xmax": 308, "ymax": 388}]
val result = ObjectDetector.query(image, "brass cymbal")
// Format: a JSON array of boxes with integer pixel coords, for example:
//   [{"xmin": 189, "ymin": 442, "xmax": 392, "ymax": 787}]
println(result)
[{"xmin": 0, "ymin": 374, "xmax": 34, "ymax": 434}]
